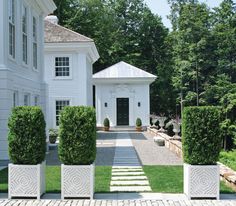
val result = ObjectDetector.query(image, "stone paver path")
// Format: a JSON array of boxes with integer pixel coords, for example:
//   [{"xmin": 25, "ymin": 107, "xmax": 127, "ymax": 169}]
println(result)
[
  {"xmin": 1, "ymin": 199, "xmax": 236, "ymax": 206},
  {"xmin": 110, "ymin": 133, "xmax": 151, "ymax": 192}
]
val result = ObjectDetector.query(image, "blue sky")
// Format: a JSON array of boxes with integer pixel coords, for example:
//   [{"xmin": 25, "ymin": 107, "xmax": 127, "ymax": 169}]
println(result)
[{"xmin": 144, "ymin": 0, "xmax": 224, "ymax": 29}]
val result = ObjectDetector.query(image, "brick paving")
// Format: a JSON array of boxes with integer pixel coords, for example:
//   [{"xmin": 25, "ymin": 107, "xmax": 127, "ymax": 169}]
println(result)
[{"xmin": 1, "ymin": 199, "xmax": 236, "ymax": 206}]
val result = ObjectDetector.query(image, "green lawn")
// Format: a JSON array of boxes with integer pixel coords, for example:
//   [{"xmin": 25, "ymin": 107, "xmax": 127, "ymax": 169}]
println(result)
[
  {"xmin": 220, "ymin": 150, "xmax": 236, "ymax": 171},
  {"xmin": 0, "ymin": 166, "xmax": 112, "ymax": 193},
  {"xmin": 0, "ymin": 165, "xmax": 234, "ymax": 194}
]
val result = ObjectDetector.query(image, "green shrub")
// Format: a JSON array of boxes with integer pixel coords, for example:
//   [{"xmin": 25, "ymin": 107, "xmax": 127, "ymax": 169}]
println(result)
[
  {"xmin": 182, "ymin": 106, "xmax": 222, "ymax": 165},
  {"xmin": 58, "ymin": 106, "xmax": 96, "ymax": 165},
  {"xmin": 136, "ymin": 118, "xmax": 142, "ymax": 127},
  {"xmin": 103, "ymin": 118, "xmax": 110, "ymax": 127},
  {"xmin": 49, "ymin": 129, "xmax": 58, "ymax": 144},
  {"xmin": 8, "ymin": 106, "xmax": 46, "ymax": 165}
]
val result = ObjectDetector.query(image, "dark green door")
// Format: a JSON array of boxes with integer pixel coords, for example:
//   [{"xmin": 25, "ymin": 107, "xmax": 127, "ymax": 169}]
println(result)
[{"xmin": 117, "ymin": 98, "xmax": 129, "ymax": 126}]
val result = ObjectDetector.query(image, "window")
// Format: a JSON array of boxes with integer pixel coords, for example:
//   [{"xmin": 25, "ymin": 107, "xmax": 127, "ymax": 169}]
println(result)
[
  {"xmin": 33, "ymin": 17, "xmax": 37, "ymax": 69},
  {"xmin": 34, "ymin": 95, "xmax": 39, "ymax": 106},
  {"xmin": 24, "ymin": 94, "xmax": 30, "ymax": 106},
  {"xmin": 8, "ymin": 0, "xmax": 15, "ymax": 58},
  {"xmin": 55, "ymin": 57, "xmax": 70, "ymax": 77},
  {"xmin": 13, "ymin": 91, "xmax": 18, "ymax": 107},
  {"xmin": 22, "ymin": 5, "xmax": 28, "ymax": 64},
  {"xmin": 56, "ymin": 100, "xmax": 70, "ymax": 126}
]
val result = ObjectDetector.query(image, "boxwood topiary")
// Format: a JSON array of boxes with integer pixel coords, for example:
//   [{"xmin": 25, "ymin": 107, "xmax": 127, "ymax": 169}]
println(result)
[
  {"xmin": 103, "ymin": 118, "xmax": 110, "ymax": 127},
  {"xmin": 182, "ymin": 106, "xmax": 222, "ymax": 165},
  {"xmin": 8, "ymin": 106, "xmax": 46, "ymax": 165},
  {"xmin": 136, "ymin": 118, "xmax": 142, "ymax": 127},
  {"xmin": 58, "ymin": 106, "xmax": 96, "ymax": 165}
]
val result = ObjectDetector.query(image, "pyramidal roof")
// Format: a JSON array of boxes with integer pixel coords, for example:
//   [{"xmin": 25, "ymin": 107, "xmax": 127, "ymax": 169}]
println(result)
[
  {"xmin": 93, "ymin": 61, "xmax": 157, "ymax": 79},
  {"xmin": 44, "ymin": 20, "xmax": 93, "ymax": 43}
]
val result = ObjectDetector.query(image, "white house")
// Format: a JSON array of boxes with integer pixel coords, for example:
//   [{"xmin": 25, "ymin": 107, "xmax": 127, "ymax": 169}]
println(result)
[
  {"xmin": 0, "ymin": 0, "xmax": 56, "ymax": 160},
  {"xmin": 44, "ymin": 17, "xmax": 99, "ymax": 129},
  {"xmin": 93, "ymin": 61, "xmax": 156, "ymax": 127}
]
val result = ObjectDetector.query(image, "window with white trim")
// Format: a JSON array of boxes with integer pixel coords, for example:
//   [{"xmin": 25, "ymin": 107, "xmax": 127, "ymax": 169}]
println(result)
[
  {"xmin": 22, "ymin": 5, "xmax": 28, "ymax": 64},
  {"xmin": 13, "ymin": 91, "xmax": 18, "ymax": 107},
  {"xmin": 55, "ymin": 100, "xmax": 70, "ymax": 126},
  {"xmin": 8, "ymin": 0, "xmax": 15, "ymax": 58},
  {"xmin": 55, "ymin": 57, "xmax": 70, "ymax": 77},
  {"xmin": 33, "ymin": 17, "xmax": 37, "ymax": 69},
  {"xmin": 34, "ymin": 95, "xmax": 39, "ymax": 106},
  {"xmin": 24, "ymin": 94, "xmax": 30, "ymax": 106}
]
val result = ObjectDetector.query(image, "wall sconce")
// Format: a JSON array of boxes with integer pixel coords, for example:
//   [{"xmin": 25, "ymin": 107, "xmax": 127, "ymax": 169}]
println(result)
[
  {"xmin": 105, "ymin": 102, "xmax": 108, "ymax": 107},
  {"xmin": 138, "ymin": 102, "xmax": 141, "ymax": 107}
]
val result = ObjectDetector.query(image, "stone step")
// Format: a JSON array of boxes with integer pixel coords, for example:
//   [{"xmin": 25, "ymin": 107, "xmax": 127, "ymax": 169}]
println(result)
[
  {"xmin": 110, "ymin": 186, "xmax": 152, "ymax": 192},
  {"xmin": 110, "ymin": 180, "xmax": 149, "ymax": 186},
  {"xmin": 112, "ymin": 172, "xmax": 144, "ymax": 176},
  {"xmin": 112, "ymin": 168, "xmax": 143, "ymax": 172},
  {"xmin": 112, "ymin": 166, "xmax": 142, "ymax": 169},
  {"xmin": 111, "ymin": 176, "xmax": 148, "ymax": 180}
]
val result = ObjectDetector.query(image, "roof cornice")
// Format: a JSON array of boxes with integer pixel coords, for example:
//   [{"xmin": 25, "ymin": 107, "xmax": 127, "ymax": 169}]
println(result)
[
  {"xmin": 93, "ymin": 77, "xmax": 156, "ymax": 85},
  {"xmin": 36, "ymin": 0, "xmax": 57, "ymax": 16},
  {"xmin": 44, "ymin": 42, "xmax": 100, "ymax": 64}
]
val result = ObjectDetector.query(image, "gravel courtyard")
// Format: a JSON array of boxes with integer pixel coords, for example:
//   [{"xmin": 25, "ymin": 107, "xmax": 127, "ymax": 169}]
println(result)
[{"xmin": 95, "ymin": 131, "xmax": 182, "ymax": 166}]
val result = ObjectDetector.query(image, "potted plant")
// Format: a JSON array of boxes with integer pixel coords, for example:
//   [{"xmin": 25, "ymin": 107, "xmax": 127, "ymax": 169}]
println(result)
[
  {"xmin": 182, "ymin": 106, "xmax": 221, "ymax": 200},
  {"xmin": 150, "ymin": 114, "xmax": 158, "ymax": 128},
  {"xmin": 8, "ymin": 106, "xmax": 46, "ymax": 199},
  {"xmin": 103, "ymin": 118, "xmax": 110, "ymax": 131},
  {"xmin": 157, "ymin": 114, "xmax": 167, "ymax": 132},
  {"xmin": 49, "ymin": 129, "xmax": 58, "ymax": 144},
  {"xmin": 59, "ymin": 106, "xmax": 96, "ymax": 199},
  {"xmin": 166, "ymin": 115, "xmax": 181, "ymax": 139},
  {"xmin": 136, "ymin": 118, "xmax": 142, "ymax": 132}
]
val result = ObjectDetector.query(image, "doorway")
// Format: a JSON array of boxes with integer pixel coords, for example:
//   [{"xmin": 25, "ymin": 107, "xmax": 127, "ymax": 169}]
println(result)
[{"xmin": 116, "ymin": 98, "xmax": 129, "ymax": 126}]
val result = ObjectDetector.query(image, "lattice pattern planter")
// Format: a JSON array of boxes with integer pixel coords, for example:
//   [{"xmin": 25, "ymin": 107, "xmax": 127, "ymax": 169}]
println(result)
[
  {"xmin": 8, "ymin": 161, "xmax": 46, "ymax": 199},
  {"xmin": 184, "ymin": 163, "xmax": 220, "ymax": 200},
  {"xmin": 61, "ymin": 164, "xmax": 94, "ymax": 199}
]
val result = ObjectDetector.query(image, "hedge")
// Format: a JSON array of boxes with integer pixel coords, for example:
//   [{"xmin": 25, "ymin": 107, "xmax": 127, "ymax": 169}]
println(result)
[
  {"xmin": 8, "ymin": 106, "xmax": 46, "ymax": 165},
  {"xmin": 182, "ymin": 106, "xmax": 222, "ymax": 165},
  {"xmin": 58, "ymin": 106, "xmax": 96, "ymax": 165}
]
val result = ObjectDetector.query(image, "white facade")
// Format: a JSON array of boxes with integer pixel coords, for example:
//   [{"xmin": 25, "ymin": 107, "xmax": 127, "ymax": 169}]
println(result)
[
  {"xmin": 44, "ymin": 19, "xmax": 99, "ymax": 129},
  {"xmin": 93, "ymin": 62, "xmax": 156, "ymax": 127},
  {"xmin": 0, "ymin": 0, "xmax": 56, "ymax": 160}
]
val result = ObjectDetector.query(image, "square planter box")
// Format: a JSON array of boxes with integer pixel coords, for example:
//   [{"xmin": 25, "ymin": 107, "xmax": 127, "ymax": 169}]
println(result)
[
  {"xmin": 61, "ymin": 164, "xmax": 94, "ymax": 199},
  {"xmin": 184, "ymin": 163, "xmax": 220, "ymax": 200},
  {"xmin": 9, "ymin": 161, "xmax": 46, "ymax": 199}
]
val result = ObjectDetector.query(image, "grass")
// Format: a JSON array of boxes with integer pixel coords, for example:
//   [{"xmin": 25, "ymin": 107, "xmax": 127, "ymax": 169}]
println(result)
[
  {"xmin": 143, "ymin": 166, "xmax": 183, "ymax": 193},
  {"xmin": 220, "ymin": 150, "xmax": 236, "ymax": 171},
  {"xmin": 0, "ymin": 166, "xmax": 112, "ymax": 193},
  {"xmin": 143, "ymin": 165, "xmax": 235, "ymax": 194},
  {"xmin": 0, "ymin": 165, "xmax": 235, "ymax": 194}
]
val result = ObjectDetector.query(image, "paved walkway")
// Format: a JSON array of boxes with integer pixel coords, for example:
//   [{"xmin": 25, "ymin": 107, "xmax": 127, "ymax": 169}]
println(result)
[
  {"xmin": 1, "ymin": 199, "xmax": 236, "ymax": 206},
  {"xmin": 110, "ymin": 133, "xmax": 151, "ymax": 192}
]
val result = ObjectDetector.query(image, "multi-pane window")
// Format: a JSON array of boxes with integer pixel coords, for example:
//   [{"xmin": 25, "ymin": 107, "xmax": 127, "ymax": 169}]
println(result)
[
  {"xmin": 13, "ymin": 91, "xmax": 18, "ymax": 107},
  {"xmin": 34, "ymin": 95, "xmax": 39, "ymax": 106},
  {"xmin": 8, "ymin": 0, "xmax": 15, "ymax": 58},
  {"xmin": 55, "ymin": 57, "xmax": 70, "ymax": 77},
  {"xmin": 55, "ymin": 100, "xmax": 70, "ymax": 126},
  {"xmin": 24, "ymin": 94, "xmax": 30, "ymax": 106},
  {"xmin": 22, "ymin": 5, "xmax": 28, "ymax": 64},
  {"xmin": 33, "ymin": 17, "xmax": 37, "ymax": 69}
]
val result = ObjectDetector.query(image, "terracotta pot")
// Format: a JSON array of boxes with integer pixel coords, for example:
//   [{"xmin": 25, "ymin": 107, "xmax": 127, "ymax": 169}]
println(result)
[
  {"xmin": 104, "ymin": 126, "xmax": 109, "ymax": 131},
  {"xmin": 136, "ymin": 127, "xmax": 142, "ymax": 132}
]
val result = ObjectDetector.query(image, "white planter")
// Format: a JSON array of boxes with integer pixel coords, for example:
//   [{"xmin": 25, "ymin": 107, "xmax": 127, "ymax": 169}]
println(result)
[
  {"xmin": 61, "ymin": 164, "xmax": 94, "ymax": 199},
  {"xmin": 9, "ymin": 161, "xmax": 46, "ymax": 199},
  {"xmin": 184, "ymin": 163, "xmax": 220, "ymax": 200}
]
